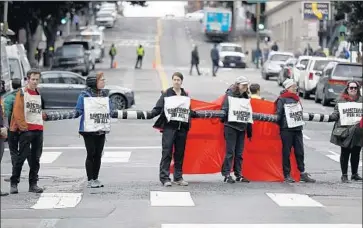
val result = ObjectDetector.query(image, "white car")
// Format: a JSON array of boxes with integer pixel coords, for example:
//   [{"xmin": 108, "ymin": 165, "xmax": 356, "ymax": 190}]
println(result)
[
  {"xmin": 218, "ymin": 43, "xmax": 247, "ymax": 68},
  {"xmin": 261, "ymin": 51, "xmax": 294, "ymax": 80},
  {"xmin": 96, "ymin": 11, "xmax": 116, "ymax": 28}
]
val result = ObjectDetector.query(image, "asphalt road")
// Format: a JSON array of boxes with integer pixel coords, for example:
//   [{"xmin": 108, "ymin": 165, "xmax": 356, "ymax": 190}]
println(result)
[{"xmin": 1, "ymin": 16, "xmax": 362, "ymax": 228}]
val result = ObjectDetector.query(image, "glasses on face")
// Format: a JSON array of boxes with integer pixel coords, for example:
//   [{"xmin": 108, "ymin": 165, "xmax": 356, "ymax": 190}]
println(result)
[{"xmin": 349, "ymin": 87, "xmax": 358, "ymax": 90}]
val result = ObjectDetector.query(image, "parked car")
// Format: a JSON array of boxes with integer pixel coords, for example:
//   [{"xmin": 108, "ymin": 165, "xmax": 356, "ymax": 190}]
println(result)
[
  {"xmin": 218, "ymin": 43, "xmax": 248, "ymax": 68},
  {"xmin": 277, "ymin": 57, "xmax": 297, "ymax": 86},
  {"xmin": 37, "ymin": 71, "xmax": 135, "ymax": 110},
  {"xmin": 315, "ymin": 62, "xmax": 362, "ymax": 106},
  {"xmin": 261, "ymin": 51, "xmax": 294, "ymax": 80},
  {"xmin": 62, "ymin": 39, "xmax": 96, "ymax": 71},
  {"xmin": 297, "ymin": 56, "xmax": 342, "ymax": 99}
]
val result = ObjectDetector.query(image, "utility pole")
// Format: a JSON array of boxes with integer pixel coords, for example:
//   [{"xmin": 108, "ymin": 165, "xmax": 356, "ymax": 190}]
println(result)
[
  {"xmin": 255, "ymin": 2, "xmax": 261, "ymax": 68},
  {"xmin": 3, "ymin": 1, "xmax": 8, "ymax": 35}
]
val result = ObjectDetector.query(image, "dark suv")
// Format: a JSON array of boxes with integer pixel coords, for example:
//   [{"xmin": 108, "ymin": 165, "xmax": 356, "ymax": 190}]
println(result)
[{"xmin": 51, "ymin": 44, "xmax": 90, "ymax": 76}]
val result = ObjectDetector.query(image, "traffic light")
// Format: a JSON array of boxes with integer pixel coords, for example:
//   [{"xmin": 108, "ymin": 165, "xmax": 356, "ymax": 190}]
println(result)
[{"xmin": 61, "ymin": 18, "xmax": 67, "ymax": 24}]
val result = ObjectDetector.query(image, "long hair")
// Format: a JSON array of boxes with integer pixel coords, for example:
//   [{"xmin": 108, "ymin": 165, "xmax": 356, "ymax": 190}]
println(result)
[{"xmin": 340, "ymin": 80, "xmax": 362, "ymax": 99}]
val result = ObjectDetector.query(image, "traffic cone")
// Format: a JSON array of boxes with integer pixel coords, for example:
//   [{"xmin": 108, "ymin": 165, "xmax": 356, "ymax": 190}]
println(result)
[
  {"xmin": 113, "ymin": 61, "xmax": 117, "ymax": 68},
  {"xmin": 152, "ymin": 61, "xmax": 156, "ymax": 69}
]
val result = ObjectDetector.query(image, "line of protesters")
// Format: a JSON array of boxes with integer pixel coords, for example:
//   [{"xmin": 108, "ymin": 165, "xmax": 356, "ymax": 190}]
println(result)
[{"xmin": 1, "ymin": 69, "xmax": 362, "ymax": 196}]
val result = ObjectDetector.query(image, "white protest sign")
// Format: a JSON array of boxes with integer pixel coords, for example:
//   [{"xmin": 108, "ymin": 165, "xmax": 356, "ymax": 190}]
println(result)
[
  {"xmin": 227, "ymin": 96, "xmax": 253, "ymax": 123},
  {"xmin": 338, "ymin": 102, "xmax": 362, "ymax": 126},
  {"xmin": 164, "ymin": 96, "xmax": 191, "ymax": 123},
  {"xmin": 83, "ymin": 97, "xmax": 111, "ymax": 132},
  {"xmin": 284, "ymin": 103, "xmax": 304, "ymax": 128},
  {"xmin": 23, "ymin": 90, "xmax": 43, "ymax": 126}
]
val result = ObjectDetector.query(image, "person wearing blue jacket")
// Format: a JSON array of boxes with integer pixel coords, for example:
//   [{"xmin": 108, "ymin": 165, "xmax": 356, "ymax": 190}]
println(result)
[{"xmin": 75, "ymin": 72, "xmax": 112, "ymax": 189}]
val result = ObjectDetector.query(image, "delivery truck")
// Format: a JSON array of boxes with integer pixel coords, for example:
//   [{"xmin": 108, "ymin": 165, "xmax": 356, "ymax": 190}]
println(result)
[{"xmin": 202, "ymin": 7, "xmax": 232, "ymax": 42}]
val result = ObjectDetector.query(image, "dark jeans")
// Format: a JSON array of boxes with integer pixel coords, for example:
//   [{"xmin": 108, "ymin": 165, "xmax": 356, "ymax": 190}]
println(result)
[
  {"xmin": 10, "ymin": 131, "xmax": 43, "ymax": 185},
  {"xmin": 189, "ymin": 63, "xmax": 201, "ymax": 75},
  {"xmin": 212, "ymin": 60, "xmax": 219, "ymax": 76},
  {"xmin": 135, "ymin": 55, "xmax": 143, "ymax": 68},
  {"xmin": 221, "ymin": 126, "xmax": 246, "ymax": 177},
  {"xmin": 280, "ymin": 130, "xmax": 305, "ymax": 177},
  {"xmin": 159, "ymin": 128, "xmax": 188, "ymax": 183},
  {"xmin": 8, "ymin": 131, "xmax": 21, "ymax": 167},
  {"xmin": 340, "ymin": 146, "xmax": 361, "ymax": 175},
  {"xmin": 82, "ymin": 133, "xmax": 106, "ymax": 181}
]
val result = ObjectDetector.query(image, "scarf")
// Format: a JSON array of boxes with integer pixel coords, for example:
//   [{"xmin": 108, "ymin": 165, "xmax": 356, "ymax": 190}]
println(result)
[
  {"xmin": 341, "ymin": 94, "xmax": 359, "ymax": 102},
  {"xmin": 274, "ymin": 90, "xmax": 300, "ymax": 105}
]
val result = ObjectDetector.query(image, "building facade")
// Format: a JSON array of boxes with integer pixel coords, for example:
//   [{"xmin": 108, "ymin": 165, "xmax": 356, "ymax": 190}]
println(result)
[{"xmin": 264, "ymin": 1, "xmax": 332, "ymax": 52}]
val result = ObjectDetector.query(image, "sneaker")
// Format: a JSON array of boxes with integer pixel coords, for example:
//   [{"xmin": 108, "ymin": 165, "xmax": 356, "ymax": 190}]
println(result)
[
  {"xmin": 173, "ymin": 179, "xmax": 188, "ymax": 186},
  {"xmin": 224, "ymin": 176, "xmax": 235, "ymax": 184},
  {"xmin": 29, "ymin": 184, "xmax": 44, "ymax": 193},
  {"xmin": 351, "ymin": 174, "xmax": 363, "ymax": 181},
  {"xmin": 10, "ymin": 184, "xmax": 18, "ymax": 194},
  {"xmin": 284, "ymin": 175, "xmax": 295, "ymax": 183},
  {"xmin": 1, "ymin": 191, "xmax": 9, "ymax": 196},
  {"xmin": 300, "ymin": 172, "xmax": 316, "ymax": 183},
  {"xmin": 341, "ymin": 175, "xmax": 350, "ymax": 183},
  {"xmin": 91, "ymin": 180, "xmax": 101, "ymax": 188},
  {"xmin": 87, "ymin": 180, "xmax": 94, "ymax": 188},
  {"xmin": 94, "ymin": 179, "xmax": 104, "ymax": 187},
  {"xmin": 236, "ymin": 176, "xmax": 250, "ymax": 183},
  {"xmin": 163, "ymin": 181, "xmax": 172, "ymax": 187}
]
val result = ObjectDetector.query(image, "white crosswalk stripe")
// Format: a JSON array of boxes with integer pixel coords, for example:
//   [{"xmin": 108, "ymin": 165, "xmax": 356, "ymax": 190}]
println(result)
[
  {"xmin": 326, "ymin": 150, "xmax": 362, "ymax": 167},
  {"xmin": 104, "ymin": 39, "xmax": 156, "ymax": 48},
  {"xmin": 161, "ymin": 225, "xmax": 361, "ymax": 228}
]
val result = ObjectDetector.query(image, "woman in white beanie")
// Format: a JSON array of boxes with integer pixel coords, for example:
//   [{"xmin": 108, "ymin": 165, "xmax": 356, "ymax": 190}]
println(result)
[
  {"xmin": 220, "ymin": 76, "xmax": 253, "ymax": 184},
  {"xmin": 274, "ymin": 79, "xmax": 316, "ymax": 183}
]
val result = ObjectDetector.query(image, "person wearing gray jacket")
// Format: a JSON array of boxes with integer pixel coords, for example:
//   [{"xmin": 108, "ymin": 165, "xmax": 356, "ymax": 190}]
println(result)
[
  {"xmin": 275, "ymin": 79, "xmax": 315, "ymax": 183},
  {"xmin": 329, "ymin": 80, "xmax": 363, "ymax": 183},
  {"xmin": 221, "ymin": 76, "xmax": 252, "ymax": 184}
]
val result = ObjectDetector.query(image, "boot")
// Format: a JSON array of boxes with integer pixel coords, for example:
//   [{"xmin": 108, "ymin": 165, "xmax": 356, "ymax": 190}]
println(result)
[
  {"xmin": 351, "ymin": 174, "xmax": 363, "ymax": 181},
  {"xmin": 10, "ymin": 183, "xmax": 18, "ymax": 194},
  {"xmin": 29, "ymin": 184, "xmax": 44, "ymax": 193}
]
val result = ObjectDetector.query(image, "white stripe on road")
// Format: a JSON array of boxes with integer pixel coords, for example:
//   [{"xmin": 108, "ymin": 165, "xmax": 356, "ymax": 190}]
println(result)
[
  {"xmin": 327, "ymin": 150, "xmax": 362, "ymax": 167},
  {"xmin": 162, "ymin": 225, "xmax": 362, "ymax": 228},
  {"xmin": 265, "ymin": 193, "xmax": 324, "ymax": 207},
  {"xmin": 31, "ymin": 193, "xmax": 83, "ymax": 209},
  {"xmin": 37, "ymin": 219, "xmax": 59, "ymax": 228},
  {"xmin": 102, "ymin": 151, "xmax": 131, "ymax": 163},
  {"xmin": 303, "ymin": 134, "xmax": 311, "ymax": 140},
  {"xmin": 24, "ymin": 152, "xmax": 62, "ymax": 164},
  {"xmin": 150, "ymin": 191, "xmax": 195, "ymax": 207},
  {"xmin": 5, "ymin": 146, "xmax": 161, "ymax": 151}
]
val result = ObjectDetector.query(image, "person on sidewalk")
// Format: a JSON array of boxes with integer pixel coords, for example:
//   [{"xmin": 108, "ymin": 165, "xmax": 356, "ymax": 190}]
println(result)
[
  {"xmin": 75, "ymin": 72, "xmax": 112, "ymax": 188},
  {"xmin": 109, "ymin": 44, "xmax": 117, "ymax": 68},
  {"xmin": 189, "ymin": 45, "xmax": 201, "ymax": 76},
  {"xmin": 9, "ymin": 69, "xmax": 46, "ymax": 194},
  {"xmin": 275, "ymin": 79, "xmax": 316, "ymax": 183},
  {"xmin": 150, "ymin": 72, "xmax": 196, "ymax": 187},
  {"xmin": 221, "ymin": 76, "xmax": 253, "ymax": 184},
  {"xmin": 135, "ymin": 45, "xmax": 145, "ymax": 69},
  {"xmin": 1, "ymin": 97, "xmax": 9, "ymax": 196},
  {"xmin": 210, "ymin": 44, "xmax": 219, "ymax": 77}
]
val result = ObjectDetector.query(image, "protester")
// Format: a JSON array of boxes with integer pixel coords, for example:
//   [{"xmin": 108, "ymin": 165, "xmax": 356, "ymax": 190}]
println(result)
[
  {"xmin": 275, "ymin": 79, "xmax": 316, "ymax": 183},
  {"xmin": 75, "ymin": 72, "xmax": 112, "ymax": 188},
  {"xmin": 221, "ymin": 76, "xmax": 253, "ymax": 183},
  {"xmin": 329, "ymin": 81, "xmax": 363, "ymax": 182},
  {"xmin": 9, "ymin": 69, "xmax": 46, "ymax": 194},
  {"xmin": 249, "ymin": 83, "xmax": 264, "ymax": 100},
  {"xmin": 0, "ymin": 97, "xmax": 9, "ymax": 196},
  {"xmin": 150, "ymin": 72, "xmax": 195, "ymax": 187},
  {"xmin": 4, "ymin": 78, "xmax": 22, "ymax": 177}
]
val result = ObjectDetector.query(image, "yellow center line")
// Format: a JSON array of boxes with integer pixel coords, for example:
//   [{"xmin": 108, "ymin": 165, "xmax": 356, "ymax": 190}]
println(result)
[{"xmin": 154, "ymin": 18, "xmax": 169, "ymax": 91}]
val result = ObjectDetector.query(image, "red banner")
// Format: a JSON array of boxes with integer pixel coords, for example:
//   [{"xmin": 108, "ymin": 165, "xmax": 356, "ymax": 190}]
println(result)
[{"xmin": 167, "ymin": 96, "xmax": 301, "ymax": 182}]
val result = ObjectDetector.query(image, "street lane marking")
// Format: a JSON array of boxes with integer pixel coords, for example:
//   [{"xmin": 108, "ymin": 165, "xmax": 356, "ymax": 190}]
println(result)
[
  {"xmin": 162, "ymin": 225, "xmax": 362, "ymax": 228},
  {"xmin": 102, "ymin": 151, "xmax": 131, "ymax": 163},
  {"xmin": 265, "ymin": 193, "xmax": 324, "ymax": 207},
  {"xmin": 37, "ymin": 219, "xmax": 59, "ymax": 228},
  {"xmin": 155, "ymin": 18, "xmax": 169, "ymax": 90},
  {"xmin": 150, "ymin": 191, "xmax": 195, "ymax": 207},
  {"xmin": 327, "ymin": 150, "xmax": 362, "ymax": 167},
  {"xmin": 31, "ymin": 193, "xmax": 83, "ymax": 209},
  {"xmin": 303, "ymin": 134, "xmax": 311, "ymax": 140},
  {"xmin": 24, "ymin": 152, "xmax": 62, "ymax": 164},
  {"xmin": 6, "ymin": 146, "xmax": 162, "ymax": 151}
]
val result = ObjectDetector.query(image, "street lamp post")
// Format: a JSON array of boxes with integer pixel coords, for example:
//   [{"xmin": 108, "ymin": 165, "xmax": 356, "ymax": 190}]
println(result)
[{"xmin": 3, "ymin": 1, "xmax": 8, "ymax": 35}]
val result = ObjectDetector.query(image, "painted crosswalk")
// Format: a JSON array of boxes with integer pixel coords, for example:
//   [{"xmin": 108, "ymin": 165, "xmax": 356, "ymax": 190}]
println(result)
[
  {"xmin": 325, "ymin": 150, "xmax": 362, "ymax": 167},
  {"xmin": 104, "ymin": 38, "xmax": 156, "ymax": 48}
]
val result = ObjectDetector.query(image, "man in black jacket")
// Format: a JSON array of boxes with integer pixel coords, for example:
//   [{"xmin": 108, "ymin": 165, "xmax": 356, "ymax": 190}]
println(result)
[
  {"xmin": 221, "ymin": 76, "xmax": 252, "ymax": 183},
  {"xmin": 189, "ymin": 45, "xmax": 201, "ymax": 76},
  {"xmin": 150, "ymin": 72, "xmax": 195, "ymax": 187},
  {"xmin": 275, "ymin": 79, "xmax": 315, "ymax": 183},
  {"xmin": 210, "ymin": 44, "xmax": 219, "ymax": 77}
]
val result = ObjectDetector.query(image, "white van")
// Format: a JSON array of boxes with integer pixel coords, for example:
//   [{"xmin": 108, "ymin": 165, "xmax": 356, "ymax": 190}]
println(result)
[
  {"xmin": 80, "ymin": 26, "xmax": 105, "ymax": 62},
  {"xmin": 1, "ymin": 36, "xmax": 11, "ymax": 93},
  {"xmin": 6, "ymin": 44, "xmax": 30, "ymax": 88}
]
